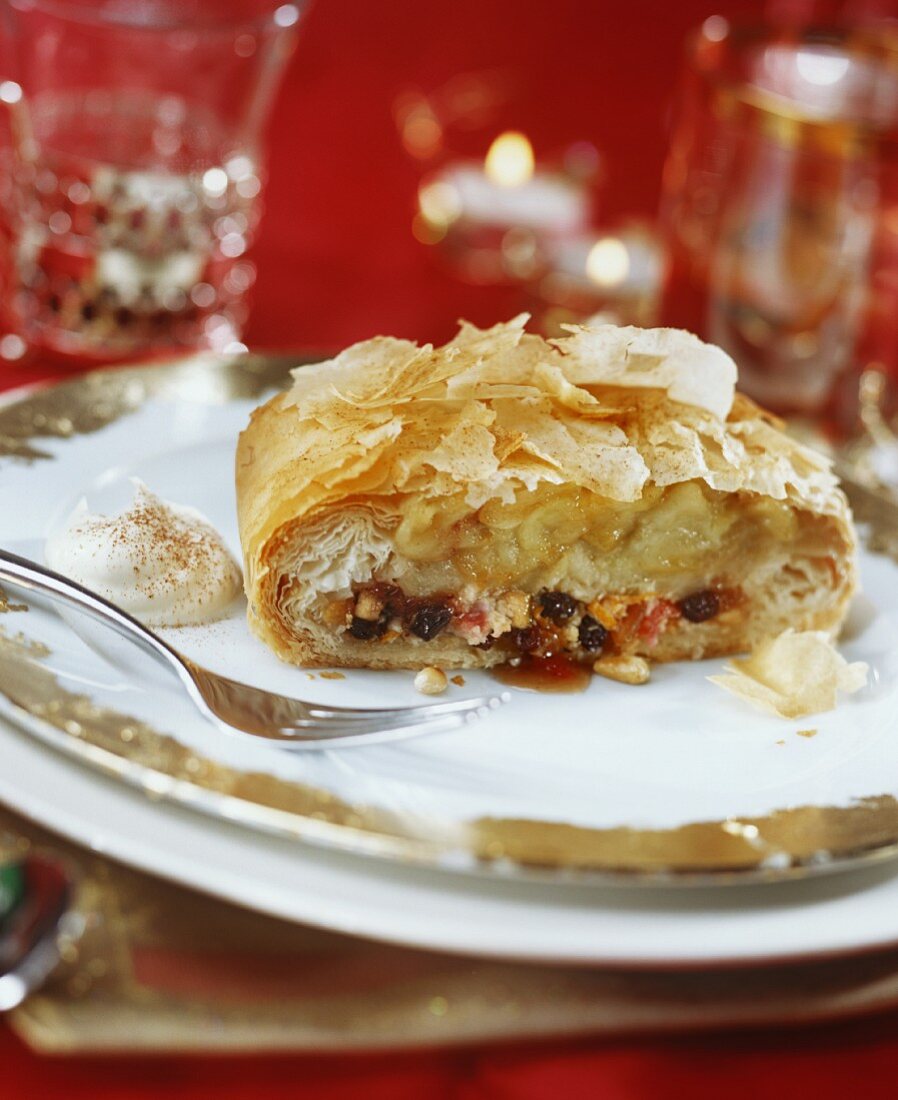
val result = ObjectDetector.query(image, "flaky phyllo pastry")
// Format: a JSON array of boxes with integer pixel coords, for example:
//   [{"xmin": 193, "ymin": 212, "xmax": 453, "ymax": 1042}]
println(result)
[{"xmin": 236, "ymin": 318, "xmax": 857, "ymax": 672}]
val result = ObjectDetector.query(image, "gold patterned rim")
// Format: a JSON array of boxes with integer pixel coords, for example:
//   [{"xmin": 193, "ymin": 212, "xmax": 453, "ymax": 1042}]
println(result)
[{"xmin": 3, "ymin": 354, "xmax": 898, "ymax": 885}]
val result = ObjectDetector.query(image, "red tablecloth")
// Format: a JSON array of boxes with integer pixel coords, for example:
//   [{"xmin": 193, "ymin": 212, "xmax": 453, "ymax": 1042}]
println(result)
[
  {"xmin": 9, "ymin": 1013, "xmax": 898, "ymax": 1099},
  {"xmin": 6, "ymin": 0, "xmax": 898, "ymax": 1094}
]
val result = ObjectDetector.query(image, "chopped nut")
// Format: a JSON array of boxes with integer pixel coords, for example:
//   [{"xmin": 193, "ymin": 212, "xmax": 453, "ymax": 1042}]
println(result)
[
  {"xmin": 506, "ymin": 590, "xmax": 531, "ymax": 630},
  {"xmin": 354, "ymin": 590, "xmax": 384, "ymax": 621},
  {"xmin": 414, "ymin": 666, "xmax": 448, "ymax": 695},
  {"xmin": 593, "ymin": 654, "xmax": 650, "ymax": 685}
]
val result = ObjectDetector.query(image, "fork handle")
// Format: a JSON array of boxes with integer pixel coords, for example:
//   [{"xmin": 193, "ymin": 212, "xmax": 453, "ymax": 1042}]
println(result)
[{"xmin": 0, "ymin": 548, "xmax": 183, "ymax": 677}]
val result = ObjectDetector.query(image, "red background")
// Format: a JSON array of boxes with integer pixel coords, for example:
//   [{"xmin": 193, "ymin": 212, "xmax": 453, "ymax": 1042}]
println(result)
[
  {"xmin": 245, "ymin": 0, "xmax": 769, "ymax": 350},
  {"xmin": 6, "ymin": 0, "xmax": 898, "ymax": 1095}
]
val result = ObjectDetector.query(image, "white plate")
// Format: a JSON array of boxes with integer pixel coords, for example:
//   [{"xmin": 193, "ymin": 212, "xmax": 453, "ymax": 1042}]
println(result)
[
  {"xmin": 2, "ymin": 356, "xmax": 898, "ymax": 890},
  {"xmin": 8, "ymin": 705, "xmax": 898, "ymax": 967}
]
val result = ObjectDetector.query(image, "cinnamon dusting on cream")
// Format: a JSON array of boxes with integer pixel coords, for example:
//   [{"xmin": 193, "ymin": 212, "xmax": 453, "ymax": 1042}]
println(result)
[{"xmin": 46, "ymin": 480, "xmax": 242, "ymax": 628}]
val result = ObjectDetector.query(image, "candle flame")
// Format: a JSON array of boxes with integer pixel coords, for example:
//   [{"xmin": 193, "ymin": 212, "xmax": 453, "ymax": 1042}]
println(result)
[
  {"xmin": 485, "ymin": 131, "xmax": 534, "ymax": 188},
  {"xmin": 586, "ymin": 237, "xmax": 630, "ymax": 288}
]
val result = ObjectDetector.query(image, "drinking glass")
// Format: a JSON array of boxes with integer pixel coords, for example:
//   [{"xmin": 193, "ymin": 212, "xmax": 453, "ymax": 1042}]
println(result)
[
  {"xmin": 0, "ymin": 0, "xmax": 301, "ymax": 365},
  {"xmin": 659, "ymin": 21, "xmax": 898, "ymax": 427}
]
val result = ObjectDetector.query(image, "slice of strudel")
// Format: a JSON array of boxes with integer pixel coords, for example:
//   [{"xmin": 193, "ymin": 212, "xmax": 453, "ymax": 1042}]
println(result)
[{"xmin": 235, "ymin": 318, "xmax": 857, "ymax": 673}]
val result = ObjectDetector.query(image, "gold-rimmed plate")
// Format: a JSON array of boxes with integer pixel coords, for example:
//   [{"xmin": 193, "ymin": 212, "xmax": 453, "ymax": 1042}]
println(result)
[{"xmin": 2, "ymin": 353, "xmax": 898, "ymax": 886}]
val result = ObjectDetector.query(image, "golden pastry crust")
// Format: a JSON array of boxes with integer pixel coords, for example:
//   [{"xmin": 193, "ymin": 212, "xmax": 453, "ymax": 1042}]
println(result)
[{"xmin": 236, "ymin": 318, "xmax": 857, "ymax": 670}]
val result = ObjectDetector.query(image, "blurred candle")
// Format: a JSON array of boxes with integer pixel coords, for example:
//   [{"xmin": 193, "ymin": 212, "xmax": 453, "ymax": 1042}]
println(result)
[
  {"xmin": 551, "ymin": 230, "xmax": 659, "ymax": 295},
  {"xmin": 484, "ymin": 130, "xmax": 534, "ymax": 186},
  {"xmin": 586, "ymin": 237, "xmax": 631, "ymax": 288},
  {"xmin": 533, "ymin": 226, "xmax": 662, "ymax": 331},
  {"xmin": 418, "ymin": 131, "xmax": 588, "ymax": 237}
]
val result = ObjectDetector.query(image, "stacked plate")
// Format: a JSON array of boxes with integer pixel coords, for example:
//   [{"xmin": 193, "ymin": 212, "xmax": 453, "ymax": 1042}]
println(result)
[{"xmin": 3, "ymin": 354, "xmax": 898, "ymax": 968}]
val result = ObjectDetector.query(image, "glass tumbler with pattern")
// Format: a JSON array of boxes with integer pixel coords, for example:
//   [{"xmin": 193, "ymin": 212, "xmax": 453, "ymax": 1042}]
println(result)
[
  {"xmin": 0, "ymin": 0, "xmax": 302, "ymax": 365},
  {"xmin": 659, "ymin": 20, "xmax": 898, "ymax": 431}
]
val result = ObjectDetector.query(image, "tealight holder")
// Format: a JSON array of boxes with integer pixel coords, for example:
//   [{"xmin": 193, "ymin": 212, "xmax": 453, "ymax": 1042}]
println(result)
[
  {"xmin": 415, "ymin": 130, "xmax": 597, "ymax": 285},
  {"xmin": 395, "ymin": 70, "xmax": 659, "ymax": 322},
  {"xmin": 395, "ymin": 72, "xmax": 602, "ymax": 286},
  {"xmin": 0, "ymin": 0, "xmax": 301, "ymax": 367},
  {"xmin": 529, "ymin": 222, "xmax": 663, "ymax": 335}
]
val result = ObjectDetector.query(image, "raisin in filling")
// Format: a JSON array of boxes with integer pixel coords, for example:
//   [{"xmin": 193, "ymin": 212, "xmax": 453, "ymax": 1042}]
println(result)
[
  {"xmin": 677, "ymin": 589, "xmax": 720, "ymax": 623},
  {"xmin": 511, "ymin": 625, "xmax": 541, "ymax": 652},
  {"xmin": 577, "ymin": 615, "xmax": 608, "ymax": 653},
  {"xmin": 348, "ymin": 615, "xmax": 389, "ymax": 640},
  {"xmin": 408, "ymin": 602, "xmax": 453, "ymax": 640},
  {"xmin": 347, "ymin": 584, "xmax": 454, "ymax": 643},
  {"xmin": 537, "ymin": 590, "xmax": 577, "ymax": 623}
]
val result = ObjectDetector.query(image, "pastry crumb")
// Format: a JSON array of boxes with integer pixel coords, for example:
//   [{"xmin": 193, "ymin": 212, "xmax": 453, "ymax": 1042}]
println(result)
[
  {"xmin": 414, "ymin": 666, "xmax": 448, "ymax": 695},
  {"xmin": 320, "ymin": 670, "xmax": 346, "ymax": 680},
  {"xmin": 593, "ymin": 654, "xmax": 650, "ymax": 685},
  {"xmin": 451, "ymin": 674, "xmax": 465, "ymax": 686},
  {"xmin": 797, "ymin": 728, "xmax": 818, "ymax": 739},
  {"xmin": 775, "ymin": 739, "xmax": 785, "ymax": 746},
  {"xmin": 306, "ymin": 672, "xmax": 316, "ymax": 680}
]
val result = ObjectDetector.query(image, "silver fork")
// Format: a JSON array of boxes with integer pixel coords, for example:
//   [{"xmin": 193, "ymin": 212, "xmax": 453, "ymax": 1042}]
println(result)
[{"xmin": 0, "ymin": 549, "xmax": 509, "ymax": 749}]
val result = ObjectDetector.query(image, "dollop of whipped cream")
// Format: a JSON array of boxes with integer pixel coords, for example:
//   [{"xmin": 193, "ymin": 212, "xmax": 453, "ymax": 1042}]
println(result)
[{"xmin": 46, "ymin": 480, "xmax": 243, "ymax": 628}]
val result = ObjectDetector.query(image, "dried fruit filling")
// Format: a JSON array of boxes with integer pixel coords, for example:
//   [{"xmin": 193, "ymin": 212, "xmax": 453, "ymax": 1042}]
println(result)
[{"xmin": 340, "ymin": 582, "xmax": 737, "ymax": 662}]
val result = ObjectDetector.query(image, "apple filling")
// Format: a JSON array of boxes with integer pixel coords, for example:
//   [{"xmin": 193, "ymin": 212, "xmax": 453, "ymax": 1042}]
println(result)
[{"xmin": 388, "ymin": 481, "xmax": 815, "ymax": 597}]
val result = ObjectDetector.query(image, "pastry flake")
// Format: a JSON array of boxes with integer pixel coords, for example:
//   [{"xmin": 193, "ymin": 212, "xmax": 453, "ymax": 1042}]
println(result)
[{"xmin": 709, "ymin": 630, "xmax": 868, "ymax": 718}]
